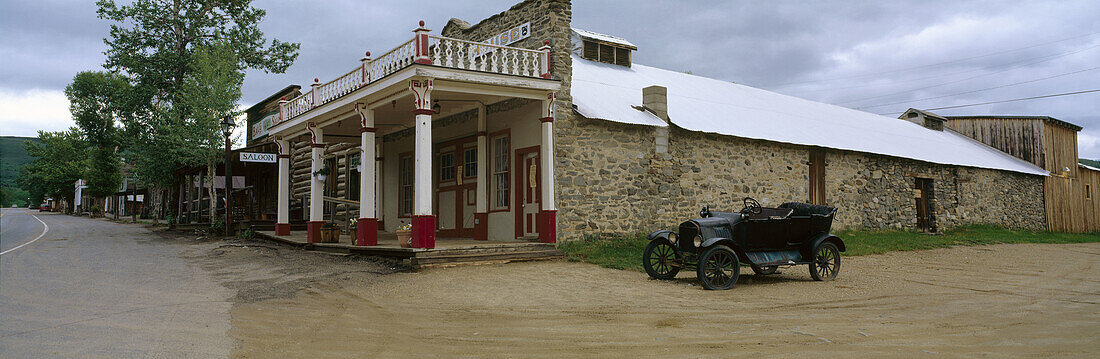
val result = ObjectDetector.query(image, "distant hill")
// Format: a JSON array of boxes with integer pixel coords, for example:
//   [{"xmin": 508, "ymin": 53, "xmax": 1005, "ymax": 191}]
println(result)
[
  {"xmin": 1081, "ymin": 158, "xmax": 1100, "ymax": 169},
  {"xmin": 0, "ymin": 136, "xmax": 38, "ymax": 206}
]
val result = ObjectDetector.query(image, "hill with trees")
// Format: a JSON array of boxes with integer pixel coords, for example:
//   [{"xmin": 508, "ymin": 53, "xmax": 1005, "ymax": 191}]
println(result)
[{"xmin": 0, "ymin": 136, "xmax": 38, "ymax": 207}]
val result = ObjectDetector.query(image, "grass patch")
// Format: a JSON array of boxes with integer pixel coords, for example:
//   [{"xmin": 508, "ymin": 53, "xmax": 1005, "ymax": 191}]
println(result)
[
  {"xmin": 559, "ymin": 234, "xmax": 649, "ymax": 271},
  {"xmin": 560, "ymin": 225, "xmax": 1100, "ymax": 272}
]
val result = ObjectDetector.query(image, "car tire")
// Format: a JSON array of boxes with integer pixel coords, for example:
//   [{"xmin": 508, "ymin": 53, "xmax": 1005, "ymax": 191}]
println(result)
[
  {"xmin": 643, "ymin": 239, "xmax": 680, "ymax": 280},
  {"xmin": 751, "ymin": 265, "xmax": 778, "ymax": 275},
  {"xmin": 809, "ymin": 242, "xmax": 841, "ymax": 281},
  {"xmin": 696, "ymin": 245, "xmax": 739, "ymax": 290}
]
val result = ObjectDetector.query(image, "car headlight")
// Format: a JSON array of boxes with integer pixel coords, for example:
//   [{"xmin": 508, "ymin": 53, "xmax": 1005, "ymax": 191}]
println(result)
[
  {"xmin": 693, "ymin": 235, "xmax": 702, "ymax": 247},
  {"xmin": 667, "ymin": 232, "xmax": 677, "ymax": 243}
]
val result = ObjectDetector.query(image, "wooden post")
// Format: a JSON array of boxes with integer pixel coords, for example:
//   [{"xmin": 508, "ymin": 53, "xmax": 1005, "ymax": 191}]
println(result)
[{"xmin": 409, "ymin": 79, "xmax": 435, "ymax": 248}]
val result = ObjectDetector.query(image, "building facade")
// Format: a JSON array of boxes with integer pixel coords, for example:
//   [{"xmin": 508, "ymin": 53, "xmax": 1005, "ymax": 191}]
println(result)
[{"xmin": 258, "ymin": 0, "xmax": 1075, "ymax": 248}]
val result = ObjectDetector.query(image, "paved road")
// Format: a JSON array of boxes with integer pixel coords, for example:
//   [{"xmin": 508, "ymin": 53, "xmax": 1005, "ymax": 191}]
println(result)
[{"xmin": 0, "ymin": 208, "xmax": 234, "ymax": 358}]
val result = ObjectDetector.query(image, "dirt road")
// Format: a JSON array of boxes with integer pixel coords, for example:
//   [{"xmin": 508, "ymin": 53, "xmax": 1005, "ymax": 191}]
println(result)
[{"xmin": 221, "ymin": 242, "xmax": 1100, "ymax": 358}]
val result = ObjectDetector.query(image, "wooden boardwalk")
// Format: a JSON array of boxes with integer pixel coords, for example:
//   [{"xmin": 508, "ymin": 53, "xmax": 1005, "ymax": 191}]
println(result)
[{"xmin": 255, "ymin": 231, "xmax": 562, "ymax": 268}]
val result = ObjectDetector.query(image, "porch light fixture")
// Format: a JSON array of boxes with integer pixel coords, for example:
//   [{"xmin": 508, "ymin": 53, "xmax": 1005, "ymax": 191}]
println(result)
[{"xmin": 432, "ymin": 99, "xmax": 441, "ymax": 114}]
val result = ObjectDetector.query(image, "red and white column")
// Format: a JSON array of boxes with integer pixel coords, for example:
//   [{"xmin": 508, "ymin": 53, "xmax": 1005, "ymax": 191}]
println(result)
[
  {"xmin": 274, "ymin": 136, "xmax": 291, "ymax": 235},
  {"xmin": 474, "ymin": 104, "xmax": 488, "ymax": 240},
  {"xmin": 410, "ymin": 79, "xmax": 435, "ymax": 248},
  {"xmin": 538, "ymin": 93, "xmax": 557, "ymax": 243},
  {"xmin": 306, "ymin": 123, "xmax": 324, "ymax": 243},
  {"xmin": 355, "ymin": 103, "xmax": 378, "ymax": 246},
  {"xmin": 413, "ymin": 21, "xmax": 432, "ymax": 65}
]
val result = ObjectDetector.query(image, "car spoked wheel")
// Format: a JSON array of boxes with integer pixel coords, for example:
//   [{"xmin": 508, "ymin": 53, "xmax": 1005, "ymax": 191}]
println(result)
[
  {"xmin": 696, "ymin": 245, "xmax": 739, "ymax": 290},
  {"xmin": 643, "ymin": 239, "xmax": 680, "ymax": 280},
  {"xmin": 751, "ymin": 265, "xmax": 778, "ymax": 275},
  {"xmin": 809, "ymin": 242, "xmax": 841, "ymax": 281}
]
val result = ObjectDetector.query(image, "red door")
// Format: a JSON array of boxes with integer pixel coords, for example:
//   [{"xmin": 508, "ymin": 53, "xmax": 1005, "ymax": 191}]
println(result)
[{"xmin": 514, "ymin": 146, "xmax": 540, "ymax": 238}]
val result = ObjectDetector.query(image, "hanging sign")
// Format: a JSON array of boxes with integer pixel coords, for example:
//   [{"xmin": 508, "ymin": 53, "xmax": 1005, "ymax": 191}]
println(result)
[{"xmin": 240, "ymin": 152, "xmax": 277, "ymax": 163}]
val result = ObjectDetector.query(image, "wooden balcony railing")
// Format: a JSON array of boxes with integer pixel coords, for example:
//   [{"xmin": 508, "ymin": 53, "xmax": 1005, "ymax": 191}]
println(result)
[{"xmin": 276, "ymin": 22, "xmax": 551, "ymax": 125}]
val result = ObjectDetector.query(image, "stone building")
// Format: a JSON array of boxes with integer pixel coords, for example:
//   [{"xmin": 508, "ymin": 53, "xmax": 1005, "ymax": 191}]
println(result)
[{"xmin": 250, "ymin": 0, "xmax": 1059, "ymax": 247}]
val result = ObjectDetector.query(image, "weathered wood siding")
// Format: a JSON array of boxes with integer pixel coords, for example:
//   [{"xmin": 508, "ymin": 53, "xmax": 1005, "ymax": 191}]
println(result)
[
  {"xmin": 1046, "ymin": 167, "xmax": 1100, "ymax": 232},
  {"xmin": 946, "ymin": 118, "xmax": 1045, "ymax": 168},
  {"xmin": 947, "ymin": 117, "xmax": 1097, "ymax": 232}
]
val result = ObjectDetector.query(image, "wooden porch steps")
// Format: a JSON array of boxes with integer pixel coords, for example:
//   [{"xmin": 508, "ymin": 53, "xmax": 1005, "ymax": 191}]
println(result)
[{"xmin": 412, "ymin": 243, "xmax": 562, "ymax": 267}]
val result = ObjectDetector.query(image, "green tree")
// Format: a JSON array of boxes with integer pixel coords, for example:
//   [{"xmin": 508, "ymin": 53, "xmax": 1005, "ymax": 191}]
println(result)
[
  {"xmin": 66, "ymin": 71, "xmax": 130, "ymax": 216},
  {"xmin": 96, "ymin": 0, "xmax": 298, "ymax": 223},
  {"xmin": 18, "ymin": 129, "xmax": 88, "ymax": 213}
]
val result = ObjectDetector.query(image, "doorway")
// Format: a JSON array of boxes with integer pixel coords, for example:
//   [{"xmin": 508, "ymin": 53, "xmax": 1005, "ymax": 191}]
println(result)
[
  {"xmin": 914, "ymin": 178, "xmax": 936, "ymax": 232},
  {"xmin": 435, "ymin": 138, "xmax": 477, "ymax": 238},
  {"xmin": 514, "ymin": 146, "xmax": 540, "ymax": 239}
]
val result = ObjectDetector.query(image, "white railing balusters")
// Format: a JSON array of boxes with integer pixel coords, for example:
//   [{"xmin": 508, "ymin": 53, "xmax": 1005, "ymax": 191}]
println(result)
[{"xmin": 279, "ymin": 34, "xmax": 544, "ymax": 122}]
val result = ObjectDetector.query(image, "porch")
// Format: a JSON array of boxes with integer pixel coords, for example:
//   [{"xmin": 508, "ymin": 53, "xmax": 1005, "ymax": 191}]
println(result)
[
  {"xmin": 265, "ymin": 21, "xmax": 561, "ymax": 249},
  {"xmin": 254, "ymin": 230, "xmax": 562, "ymax": 268}
]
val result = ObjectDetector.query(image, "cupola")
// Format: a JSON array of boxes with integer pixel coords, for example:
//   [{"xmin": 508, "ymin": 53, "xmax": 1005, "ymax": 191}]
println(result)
[{"xmin": 571, "ymin": 28, "xmax": 636, "ymax": 67}]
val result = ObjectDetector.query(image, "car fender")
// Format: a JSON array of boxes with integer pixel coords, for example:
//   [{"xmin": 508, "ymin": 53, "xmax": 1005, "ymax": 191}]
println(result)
[
  {"xmin": 808, "ymin": 233, "xmax": 846, "ymax": 252},
  {"xmin": 700, "ymin": 237, "xmax": 744, "ymax": 255},
  {"xmin": 646, "ymin": 230, "xmax": 674, "ymax": 241}
]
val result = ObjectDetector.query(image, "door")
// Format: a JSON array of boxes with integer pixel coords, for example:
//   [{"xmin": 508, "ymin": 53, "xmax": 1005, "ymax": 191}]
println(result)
[
  {"xmin": 808, "ymin": 149, "xmax": 826, "ymax": 205},
  {"xmin": 514, "ymin": 146, "xmax": 540, "ymax": 238},
  {"xmin": 914, "ymin": 178, "xmax": 935, "ymax": 231}
]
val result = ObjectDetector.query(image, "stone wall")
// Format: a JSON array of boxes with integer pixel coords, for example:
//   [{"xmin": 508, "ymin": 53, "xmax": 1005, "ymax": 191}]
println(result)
[{"xmin": 555, "ymin": 117, "xmax": 1047, "ymax": 241}]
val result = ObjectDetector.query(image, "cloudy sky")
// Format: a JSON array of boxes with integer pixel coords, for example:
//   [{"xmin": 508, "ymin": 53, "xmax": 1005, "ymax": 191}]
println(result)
[{"xmin": 2, "ymin": 0, "xmax": 1098, "ymax": 158}]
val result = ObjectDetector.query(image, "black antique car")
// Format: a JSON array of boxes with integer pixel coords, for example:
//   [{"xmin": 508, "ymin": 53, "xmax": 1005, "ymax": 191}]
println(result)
[{"xmin": 643, "ymin": 197, "xmax": 845, "ymax": 290}]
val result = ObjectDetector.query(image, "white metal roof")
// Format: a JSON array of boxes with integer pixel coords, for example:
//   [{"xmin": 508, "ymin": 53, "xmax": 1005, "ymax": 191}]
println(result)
[
  {"xmin": 572, "ymin": 28, "xmax": 637, "ymax": 49},
  {"xmin": 570, "ymin": 55, "xmax": 1048, "ymax": 176}
]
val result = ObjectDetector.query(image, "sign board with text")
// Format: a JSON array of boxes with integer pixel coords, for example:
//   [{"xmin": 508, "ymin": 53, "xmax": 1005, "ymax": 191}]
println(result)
[{"xmin": 240, "ymin": 152, "xmax": 277, "ymax": 163}]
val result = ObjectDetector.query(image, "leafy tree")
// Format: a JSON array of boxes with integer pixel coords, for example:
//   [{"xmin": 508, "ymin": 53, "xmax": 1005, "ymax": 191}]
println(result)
[
  {"xmin": 66, "ymin": 71, "xmax": 130, "ymax": 216},
  {"xmin": 96, "ymin": 0, "xmax": 298, "ymax": 223},
  {"xmin": 18, "ymin": 129, "xmax": 88, "ymax": 212}
]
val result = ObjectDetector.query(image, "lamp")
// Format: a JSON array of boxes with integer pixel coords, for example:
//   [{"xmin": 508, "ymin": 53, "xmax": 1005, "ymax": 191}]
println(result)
[
  {"xmin": 220, "ymin": 115, "xmax": 235, "ymax": 138},
  {"xmin": 432, "ymin": 99, "xmax": 441, "ymax": 114}
]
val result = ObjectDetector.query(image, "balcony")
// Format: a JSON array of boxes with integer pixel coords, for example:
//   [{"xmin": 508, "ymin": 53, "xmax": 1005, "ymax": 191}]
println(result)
[{"xmin": 277, "ymin": 22, "xmax": 551, "ymax": 125}]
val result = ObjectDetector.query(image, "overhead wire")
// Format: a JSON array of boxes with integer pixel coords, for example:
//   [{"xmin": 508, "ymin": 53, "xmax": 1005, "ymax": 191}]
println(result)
[
  {"xmin": 855, "ymin": 65, "xmax": 1100, "ymax": 110},
  {"xmin": 875, "ymin": 89, "xmax": 1100, "ymax": 115},
  {"xmin": 763, "ymin": 30, "xmax": 1100, "ymax": 89}
]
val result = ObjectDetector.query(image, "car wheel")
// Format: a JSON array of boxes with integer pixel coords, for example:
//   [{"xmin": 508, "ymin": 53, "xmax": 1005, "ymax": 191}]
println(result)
[
  {"xmin": 696, "ymin": 245, "xmax": 739, "ymax": 290},
  {"xmin": 751, "ymin": 265, "xmax": 778, "ymax": 275},
  {"xmin": 643, "ymin": 239, "xmax": 680, "ymax": 280},
  {"xmin": 809, "ymin": 242, "xmax": 841, "ymax": 281}
]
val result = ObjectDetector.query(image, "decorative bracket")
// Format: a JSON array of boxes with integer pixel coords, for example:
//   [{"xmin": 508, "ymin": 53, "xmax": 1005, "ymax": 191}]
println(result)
[
  {"xmin": 540, "ymin": 92, "xmax": 556, "ymax": 122},
  {"xmin": 409, "ymin": 79, "xmax": 434, "ymax": 115}
]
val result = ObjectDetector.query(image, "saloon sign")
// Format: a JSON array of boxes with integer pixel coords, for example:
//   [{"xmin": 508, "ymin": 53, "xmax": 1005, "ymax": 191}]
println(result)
[{"xmin": 239, "ymin": 152, "xmax": 277, "ymax": 163}]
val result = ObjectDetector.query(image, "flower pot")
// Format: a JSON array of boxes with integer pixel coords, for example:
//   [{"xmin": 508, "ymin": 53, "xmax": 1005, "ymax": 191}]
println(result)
[
  {"xmin": 320, "ymin": 227, "xmax": 340, "ymax": 243},
  {"xmin": 396, "ymin": 230, "xmax": 412, "ymax": 248}
]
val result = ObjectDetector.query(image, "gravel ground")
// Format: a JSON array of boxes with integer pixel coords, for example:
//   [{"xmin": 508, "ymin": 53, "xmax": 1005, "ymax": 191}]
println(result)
[{"xmin": 217, "ymin": 241, "xmax": 1100, "ymax": 358}]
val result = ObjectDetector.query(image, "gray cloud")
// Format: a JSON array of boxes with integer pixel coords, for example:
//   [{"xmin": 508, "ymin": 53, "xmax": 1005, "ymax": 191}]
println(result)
[{"xmin": 2, "ymin": 0, "xmax": 1098, "ymax": 158}]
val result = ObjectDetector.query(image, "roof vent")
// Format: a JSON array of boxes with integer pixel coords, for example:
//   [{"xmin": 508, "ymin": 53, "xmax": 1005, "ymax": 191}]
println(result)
[
  {"xmin": 899, "ymin": 108, "xmax": 946, "ymax": 131},
  {"xmin": 572, "ymin": 28, "xmax": 636, "ymax": 67}
]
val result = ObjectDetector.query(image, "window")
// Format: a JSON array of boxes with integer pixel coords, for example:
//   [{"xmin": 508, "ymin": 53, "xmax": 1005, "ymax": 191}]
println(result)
[
  {"xmin": 492, "ymin": 135, "xmax": 510, "ymax": 209},
  {"xmin": 1087, "ymin": 184, "xmax": 1092, "ymax": 200},
  {"xmin": 347, "ymin": 154, "xmax": 360, "ymax": 201},
  {"xmin": 440, "ymin": 152, "xmax": 455, "ymax": 182},
  {"xmin": 399, "ymin": 154, "xmax": 413, "ymax": 216},
  {"xmin": 463, "ymin": 148, "xmax": 477, "ymax": 178}
]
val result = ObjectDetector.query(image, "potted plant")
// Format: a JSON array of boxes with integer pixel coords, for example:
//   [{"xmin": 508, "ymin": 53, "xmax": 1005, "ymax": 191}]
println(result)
[
  {"xmin": 348, "ymin": 220, "xmax": 358, "ymax": 244},
  {"xmin": 320, "ymin": 222, "xmax": 340, "ymax": 243},
  {"xmin": 313, "ymin": 165, "xmax": 331, "ymax": 182},
  {"xmin": 397, "ymin": 223, "xmax": 413, "ymax": 248}
]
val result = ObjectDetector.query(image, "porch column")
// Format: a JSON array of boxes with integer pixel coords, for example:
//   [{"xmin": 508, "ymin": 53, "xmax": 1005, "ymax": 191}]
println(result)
[
  {"xmin": 307, "ymin": 123, "xmax": 324, "ymax": 243},
  {"xmin": 274, "ymin": 136, "xmax": 291, "ymax": 235},
  {"xmin": 355, "ymin": 103, "xmax": 378, "ymax": 246},
  {"xmin": 474, "ymin": 104, "xmax": 489, "ymax": 240},
  {"xmin": 410, "ymin": 79, "xmax": 435, "ymax": 248},
  {"xmin": 538, "ymin": 93, "xmax": 557, "ymax": 243}
]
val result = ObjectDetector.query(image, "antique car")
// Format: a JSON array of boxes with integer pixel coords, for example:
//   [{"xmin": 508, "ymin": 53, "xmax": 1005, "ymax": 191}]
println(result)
[{"xmin": 643, "ymin": 197, "xmax": 845, "ymax": 290}]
